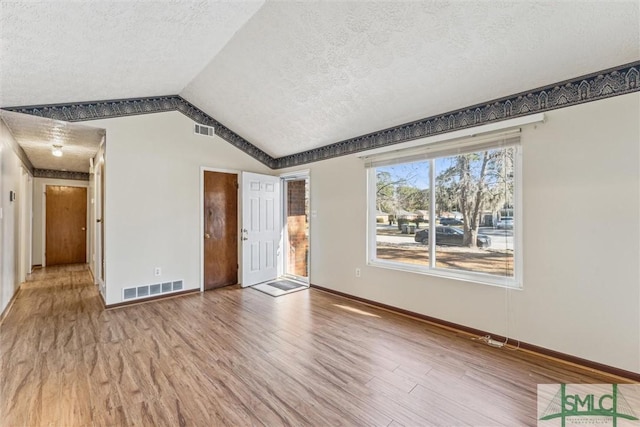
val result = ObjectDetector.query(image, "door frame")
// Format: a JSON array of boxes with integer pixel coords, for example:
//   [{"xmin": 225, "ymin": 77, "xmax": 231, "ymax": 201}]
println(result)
[
  {"xmin": 18, "ymin": 167, "xmax": 32, "ymax": 282},
  {"xmin": 279, "ymin": 169, "xmax": 311, "ymax": 284},
  {"xmin": 93, "ymin": 154, "xmax": 106, "ymax": 289},
  {"xmin": 199, "ymin": 167, "xmax": 312, "ymax": 291},
  {"xmin": 199, "ymin": 166, "xmax": 241, "ymax": 292},
  {"xmin": 40, "ymin": 180, "xmax": 90, "ymax": 267}
]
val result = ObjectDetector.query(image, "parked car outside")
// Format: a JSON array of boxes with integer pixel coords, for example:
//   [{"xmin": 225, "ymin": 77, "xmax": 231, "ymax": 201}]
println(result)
[
  {"xmin": 439, "ymin": 217, "xmax": 464, "ymax": 226},
  {"xmin": 496, "ymin": 217, "xmax": 514, "ymax": 229},
  {"xmin": 414, "ymin": 226, "xmax": 491, "ymax": 248}
]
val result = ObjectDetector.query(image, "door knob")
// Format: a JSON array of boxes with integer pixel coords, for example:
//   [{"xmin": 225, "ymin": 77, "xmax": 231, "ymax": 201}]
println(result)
[
  {"xmin": 204, "ymin": 233, "xmax": 211, "ymax": 239},
  {"xmin": 81, "ymin": 227, "xmax": 86, "ymax": 231}
]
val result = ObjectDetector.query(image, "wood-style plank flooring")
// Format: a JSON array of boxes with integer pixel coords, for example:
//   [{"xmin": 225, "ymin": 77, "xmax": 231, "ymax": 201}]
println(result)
[{"xmin": 0, "ymin": 265, "xmax": 626, "ymax": 426}]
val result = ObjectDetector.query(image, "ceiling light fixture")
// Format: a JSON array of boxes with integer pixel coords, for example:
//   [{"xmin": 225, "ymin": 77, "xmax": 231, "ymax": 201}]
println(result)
[{"xmin": 52, "ymin": 144, "xmax": 63, "ymax": 157}]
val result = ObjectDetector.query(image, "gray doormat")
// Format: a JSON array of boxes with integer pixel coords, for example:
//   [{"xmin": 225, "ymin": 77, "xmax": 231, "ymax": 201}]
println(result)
[
  {"xmin": 267, "ymin": 279, "xmax": 305, "ymax": 291},
  {"xmin": 251, "ymin": 279, "xmax": 308, "ymax": 297}
]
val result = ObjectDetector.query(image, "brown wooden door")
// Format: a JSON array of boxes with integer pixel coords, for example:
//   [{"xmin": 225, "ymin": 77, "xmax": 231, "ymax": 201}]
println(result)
[
  {"xmin": 204, "ymin": 171, "xmax": 238, "ymax": 290},
  {"xmin": 46, "ymin": 186, "xmax": 87, "ymax": 266}
]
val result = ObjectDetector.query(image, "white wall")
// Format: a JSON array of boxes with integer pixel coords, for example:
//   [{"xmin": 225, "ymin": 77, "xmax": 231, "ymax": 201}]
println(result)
[
  {"xmin": 295, "ymin": 93, "xmax": 640, "ymax": 374},
  {"xmin": 0, "ymin": 120, "xmax": 31, "ymax": 314},
  {"xmin": 32, "ymin": 178, "xmax": 90, "ymax": 267},
  {"xmin": 88, "ymin": 112, "xmax": 272, "ymax": 305}
]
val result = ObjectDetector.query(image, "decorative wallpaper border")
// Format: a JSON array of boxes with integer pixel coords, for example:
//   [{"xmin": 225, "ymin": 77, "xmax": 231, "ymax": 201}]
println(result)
[
  {"xmin": 275, "ymin": 60, "xmax": 640, "ymax": 169},
  {"xmin": 33, "ymin": 169, "xmax": 90, "ymax": 181},
  {"xmin": 4, "ymin": 96, "xmax": 277, "ymax": 169},
  {"xmin": 3, "ymin": 61, "xmax": 639, "ymax": 170}
]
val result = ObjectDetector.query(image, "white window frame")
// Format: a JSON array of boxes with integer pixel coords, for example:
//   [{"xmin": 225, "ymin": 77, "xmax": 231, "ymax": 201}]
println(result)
[{"xmin": 365, "ymin": 131, "xmax": 524, "ymax": 289}]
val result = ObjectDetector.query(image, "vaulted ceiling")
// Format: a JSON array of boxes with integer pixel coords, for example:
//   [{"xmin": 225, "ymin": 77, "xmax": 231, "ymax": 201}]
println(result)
[{"xmin": 1, "ymin": 1, "xmax": 638, "ymax": 160}]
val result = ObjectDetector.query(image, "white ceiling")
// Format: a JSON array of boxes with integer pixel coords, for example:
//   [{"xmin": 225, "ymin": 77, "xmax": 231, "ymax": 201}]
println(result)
[
  {"xmin": 1, "ymin": 111, "xmax": 104, "ymax": 173},
  {"xmin": 1, "ymin": 1, "xmax": 639, "ymax": 160},
  {"xmin": 183, "ymin": 1, "xmax": 640, "ymax": 157},
  {"xmin": 0, "ymin": 0, "xmax": 264, "ymax": 106}
]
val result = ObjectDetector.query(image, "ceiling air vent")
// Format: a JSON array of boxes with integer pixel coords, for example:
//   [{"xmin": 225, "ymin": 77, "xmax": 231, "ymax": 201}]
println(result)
[{"xmin": 194, "ymin": 124, "xmax": 214, "ymax": 137}]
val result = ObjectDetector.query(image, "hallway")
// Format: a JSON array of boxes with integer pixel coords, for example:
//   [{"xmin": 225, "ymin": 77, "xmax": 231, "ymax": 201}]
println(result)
[{"xmin": 0, "ymin": 265, "xmax": 628, "ymax": 426}]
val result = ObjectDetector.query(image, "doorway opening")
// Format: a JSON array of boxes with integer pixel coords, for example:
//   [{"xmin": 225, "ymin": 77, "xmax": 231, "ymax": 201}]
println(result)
[
  {"xmin": 250, "ymin": 172, "xmax": 310, "ymax": 297},
  {"xmin": 282, "ymin": 176, "xmax": 309, "ymax": 283},
  {"xmin": 201, "ymin": 170, "xmax": 310, "ymax": 295}
]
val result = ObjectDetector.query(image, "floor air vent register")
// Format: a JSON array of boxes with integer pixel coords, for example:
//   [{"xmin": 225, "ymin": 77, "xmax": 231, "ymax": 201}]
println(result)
[{"xmin": 122, "ymin": 280, "xmax": 184, "ymax": 301}]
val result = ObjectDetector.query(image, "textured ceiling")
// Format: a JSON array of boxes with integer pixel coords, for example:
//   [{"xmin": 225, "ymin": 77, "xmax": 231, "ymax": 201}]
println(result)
[
  {"xmin": 0, "ymin": 0, "xmax": 264, "ymax": 107},
  {"xmin": 1, "ymin": 1, "xmax": 639, "ymax": 160},
  {"xmin": 182, "ymin": 1, "xmax": 640, "ymax": 157},
  {"xmin": 1, "ymin": 111, "xmax": 104, "ymax": 173}
]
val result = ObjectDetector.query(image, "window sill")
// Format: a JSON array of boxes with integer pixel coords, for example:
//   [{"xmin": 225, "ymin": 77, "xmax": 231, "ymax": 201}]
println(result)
[{"xmin": 368, "ymin": 259, "xmax": 522, "ymax": 290}]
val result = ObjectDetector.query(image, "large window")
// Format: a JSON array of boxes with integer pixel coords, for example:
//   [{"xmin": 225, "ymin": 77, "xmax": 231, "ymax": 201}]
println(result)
[{"xmin": 367, "ymin": 133, "xmax": 521, "ymax": 287}]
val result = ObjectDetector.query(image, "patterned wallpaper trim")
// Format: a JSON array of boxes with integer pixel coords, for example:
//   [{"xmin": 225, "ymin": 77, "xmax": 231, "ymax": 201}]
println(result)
[
  {"xmin": 275, "ymin": 61, "xmax": 640, "ymax": 168},
  {"xmin": 33, "ymin": 169, "xmax": 90, "ymax": 181},
  {"xmin": 3, "ymin": 96, "xmax": 277, "ymax": 169},
  {"xmin": 4, "ymin": 61, "xmax": 639, "ymax": 170}
]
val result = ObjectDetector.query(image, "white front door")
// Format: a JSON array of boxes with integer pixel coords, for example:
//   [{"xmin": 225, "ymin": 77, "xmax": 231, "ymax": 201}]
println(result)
[{"xmin": 241, "ymin": 172, "xmax": 281, "ymax": 287}]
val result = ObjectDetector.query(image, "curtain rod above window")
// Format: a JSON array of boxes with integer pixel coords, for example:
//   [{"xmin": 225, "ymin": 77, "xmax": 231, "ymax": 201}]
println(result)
[
  {"xmin": 356, "ymin": 113, "xmax": 545, "ymax": 161},
  {"xmin": 363, "ymin": 129, "xmax": 522, "ymax": 169}
]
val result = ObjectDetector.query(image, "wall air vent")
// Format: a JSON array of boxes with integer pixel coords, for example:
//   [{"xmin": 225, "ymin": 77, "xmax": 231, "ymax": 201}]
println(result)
[
  {"xmin": 123, "ymin": 288, "xmax": 137, "ymax": 300},
  {"xmin": 122, "ymin": 279, "xmax": 185, "ymax": 301},
  {"xmin": 137, "ymin": 285, "xmax": 149, "ymax": 298},
  {"xmin": 194, "ymin": 123, "xmax": 215, "ymax": 137}
]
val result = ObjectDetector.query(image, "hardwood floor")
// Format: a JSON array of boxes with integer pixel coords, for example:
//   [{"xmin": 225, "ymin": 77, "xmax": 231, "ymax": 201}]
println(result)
[{"xmin": 0, "ymin": 265, "xmax": 629, "ymax": 426}]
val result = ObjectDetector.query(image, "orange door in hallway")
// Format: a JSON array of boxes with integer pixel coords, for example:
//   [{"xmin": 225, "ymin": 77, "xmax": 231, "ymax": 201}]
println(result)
[
  {"xmin": 203, "ymin": 171, "xmax": 238, "ymax": 290},
  {"xmin": 46, "ymin": 186, "xmax": 87, "ymax": 266}
]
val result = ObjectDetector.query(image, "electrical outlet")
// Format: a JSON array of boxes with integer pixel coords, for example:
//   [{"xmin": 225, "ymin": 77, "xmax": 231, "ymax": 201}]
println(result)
[
  {"xmin": 355, "ymin": 268, "xmax": 361, "ymax": 278},
  {"xmin": 154, "ymin": 267, "xmax": 161, "ymax": 277}
]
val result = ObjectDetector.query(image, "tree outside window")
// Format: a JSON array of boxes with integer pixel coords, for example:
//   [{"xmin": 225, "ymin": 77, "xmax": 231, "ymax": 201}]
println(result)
[{"xmin": 371, "ymin": 144, "xmax": 518, "ymax": 285}]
